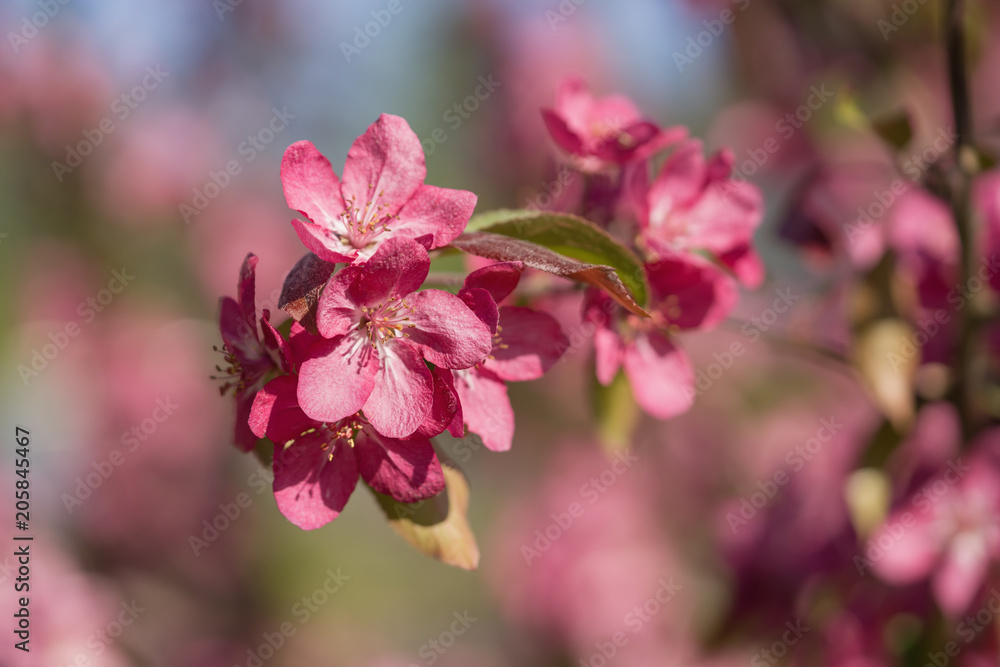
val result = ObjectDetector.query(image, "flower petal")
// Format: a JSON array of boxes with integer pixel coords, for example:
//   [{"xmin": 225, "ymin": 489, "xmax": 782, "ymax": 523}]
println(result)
[
  {"xmin": 351, "ymin": 236, "xmax": 430, "ymax": 307},
  {"xmin": 541, "ymin": 107, "xmax": 584, "ymax": 155},
  {"xmin": 281, "ymin": 140, "xmax": 347, "ymax": 233},
  {"xmin": 272, "ymin": 436, "xmax": 358, "ymax": 530},
  {"xmin": 583, "ymin": 289, "xmax": 622, "ymax": 385},
  {"xmin": 454, "ymin": 366, "xmax": 514, "ymax": 452},
  {"xmin": 392, "ymin": 184, "xmax": 477, "ymax": 249},
  {"xmin": 648, "ymin": 140, "xmax": 707, "ymax": 221},
  {"xmin": 249, "ymin": 375, "xmax": 315, "ymax": 443},
  {"xmin": 623, "ymin": 331, "xmax": 694, "ymax": 419},
  {"xmin": 237, "ymin": 253, "xmax": 259, "ymax": 326},
  {"xmin": 462, "ymin": 261, "xmax": 523, "ymax": 304},
  {"xmin": 646, "ymin": 254, "xmax": 739, "ymax": 331},
  {"xmin": 260, "ymin": 310, "xmax": 292, "ymax": 372},
  {"xmin": 316, "ymin": 266, "xmax": 364, "ymax": 339},
  {"xmin": 630, "ymin": 124, "xmax": 688, "ymax": 163},
  {"xmin": 297, "ymin": 333, "xmax": 379, "ymax": 423},
  {"xmin": 717, "ymin": 243, "xmax": 765, "ymax": 288},
  {"xmin": 341, "ymin": 114, "xmax": 426, "ymax": 215},
  {"xmin": 219, "ymin": 295, "xmax": 255, "ymax": 354},
  {"xmin": 407, "ymin": 289, "xmax": 493, "ymax": 369},
  {"xmin": 409, "ymin": 364, "xmax": 461, "ymax": 440},
  {"xmin": 363, "ymin": 340, "xmax": 434, "ymax": 438},
  {"xmin": 933, "ymin": 532, "xmax": 990, "ymax": 616},
  {"xmin": 291, "ymin": 218, "xmax": 356, "ymax": 264},
  {"xmin": 870, "ymin": 509, "xmax": 943, "ymax": 585},
  {"xmin": 435, "ymin": 366, "xmax": 465, "ymax": 438},
  {"xmin": 485, "ymin": 306, "xmax": 568, "ymax": 381},
  {"xmin": 681, "ymin": 172, "xmax": 763, "ymax": 262},
  {"xmin": 355, "ymin": 426, "xmax": 445, "ymax": 503},
  {"xmin": 288, "ymin": 322, "xmax": 321, "ymax": 371},
  {"xmin": 233, "ymin": 389, "xmax": 258, "ymax": 453},
  {"xmin": 459, "ymin": 286, "xmax": 500, "ymax": 335}
]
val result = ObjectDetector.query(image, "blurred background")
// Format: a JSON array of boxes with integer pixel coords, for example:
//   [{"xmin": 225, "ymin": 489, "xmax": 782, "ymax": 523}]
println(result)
[{"xmin": 3, "ymin": 0, "xmax": 1000, "ymax": 665}]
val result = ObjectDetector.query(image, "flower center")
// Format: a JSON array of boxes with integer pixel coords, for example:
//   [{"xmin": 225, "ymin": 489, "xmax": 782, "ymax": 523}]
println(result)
[
  {"xmin": 360, "ymin": 296, "xmax": 416, "ymax": 347},
  {"xmin": 339, "ymin": 184, "xmax": 399, "ymax": 249},
  {"xmin": 284, "ymin": 416, "xmax": 363, "ymax": 461},
  {"xmin": 488, "ymin": 324, "xmax": 508, "ymax": 360},
  {"xmin": 648, "ymin": 205, "xmax": 689, "ymax": 246},
  {"xmin": 210, "ymin": 344, "xmax": 244, "ymax": 396}
]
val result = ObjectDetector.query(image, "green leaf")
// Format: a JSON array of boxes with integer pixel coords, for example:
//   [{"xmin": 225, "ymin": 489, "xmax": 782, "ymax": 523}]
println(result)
[
  {"xmin": 370, "ymin": 458, "xmax": 479, "ymax": 570},
  {"xmin": 458, "ymin": 209, "xmax": 649, "ymax": 314},
  {"xmin": 592, "ymin": 370, "xmax": 639, "ymax": 453}
]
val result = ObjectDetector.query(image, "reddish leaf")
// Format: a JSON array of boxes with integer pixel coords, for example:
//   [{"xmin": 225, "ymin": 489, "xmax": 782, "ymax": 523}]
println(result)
[
  {"xmin": 451, "ymin": 231, "xmax": 649, "ymax": 317},
  {"xmin": 278, "ymin": 252, "xmax": 338, "ymax": 334}
]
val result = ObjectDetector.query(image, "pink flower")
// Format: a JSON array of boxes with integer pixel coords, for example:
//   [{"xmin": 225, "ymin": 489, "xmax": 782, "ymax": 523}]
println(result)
[
  {"xmin": 250, "ymin": 373, "xmax": 446, "ymax": 530},
  {"xmin": 297, "ymin": 236, "xmax": 493, "ymax": 439},
  {"xmin": 217, "ymin": 254, "xmax": 289, "ymax": 451},
  {"xmin": 974, "ymin": 168, "xmax": 1000, "ymax": 292},
  {"xmin": 541, "ymin": 76, "xmax": 685, "ymax": 169},
  {"xmin": 584, "ymin": 254, "xmax": 737, "ymax": 419},
  {"xmin": 626, "ymin": 139, "xmax": 765, "ymax": 287},
  {"xmin": 281, "ymin": 114, "xmax": 477, "ymax": 263},
  {"xmin": 870, "ymin": 437, "xmax": 1000, "ymax": 616},
  {"xmin": 885, "ymin": 189, "xmax": 960, "ymax": 364},
  {"xmin": 449, "ymin": 262, "xmax": 569, "ymax": 451}
]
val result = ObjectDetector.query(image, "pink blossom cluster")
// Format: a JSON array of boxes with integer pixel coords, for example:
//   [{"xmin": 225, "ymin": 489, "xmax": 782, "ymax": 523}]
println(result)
[
  {"xmin": 541, "ymin": 78, "xmax": 764, "ymax": 418},
  {"xmin": 217, "ymin": 113, "xmax": 569, "ymax": 529},
  {"xmin": 216, "ymin": 82, "xmax": 766, "ymax": 529}
]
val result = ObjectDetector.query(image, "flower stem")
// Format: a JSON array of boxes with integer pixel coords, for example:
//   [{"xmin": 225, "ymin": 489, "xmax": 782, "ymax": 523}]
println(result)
[{"xmin": 946, "ymin": 0, "xmax": 978, "ymax": 442}]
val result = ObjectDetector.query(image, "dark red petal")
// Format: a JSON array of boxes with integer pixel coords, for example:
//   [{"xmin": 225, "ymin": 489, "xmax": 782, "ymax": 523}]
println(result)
[
  {"xmin": 249, "ymin": 375, "xmax": 316, "ymax": 443},
  {"xmin": 462, "ymin": 261, "xmax": 523, "ymax": 304},
  {"xmin": 272, "ymin": 436, "xmax": 358, "ymax": 530},
  {"xmin": 355, "ymin": 427, "xmax": 445, "ymax": 503},
  {"xmin": 485, "ymin": 306, "xmax": 568, "ymax": 381}
]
